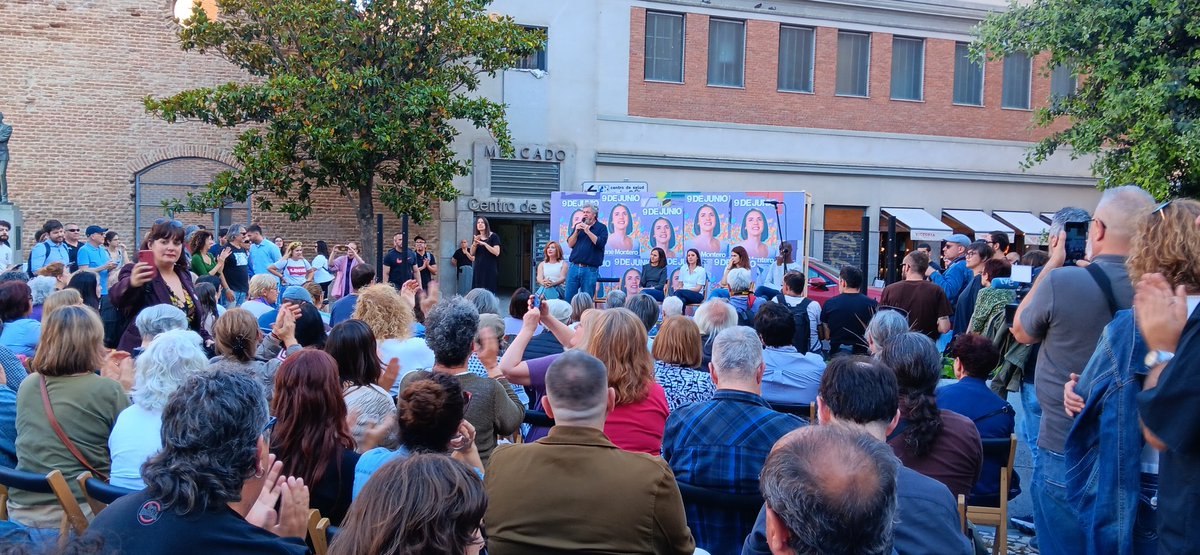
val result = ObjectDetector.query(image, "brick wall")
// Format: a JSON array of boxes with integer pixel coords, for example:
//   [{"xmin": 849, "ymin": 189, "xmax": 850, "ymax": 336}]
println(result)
[
  {"xmin": 0, "ymin": 0, "xmax": 440, "ymax": 257},
  {"xmin": 628, "ymin": 7, "xmax": 1063, "ymax": 142}
]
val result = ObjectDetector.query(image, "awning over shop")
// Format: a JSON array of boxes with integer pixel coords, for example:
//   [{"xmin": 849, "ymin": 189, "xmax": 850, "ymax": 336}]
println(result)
[
  {"xmin": 880, "ymin": 208, "xmax": 953, "ymax": 242},
  {"xmin": 993, "ymin": 211, "xmax": 1052, "ymax": 245},
  {"xmin": 1041, "ymin": 212, "xmax": 1056, "ymax": 222},
  {"xmin": 942, "ymin": 209, "xmax": 1015, "ymax": 242}
]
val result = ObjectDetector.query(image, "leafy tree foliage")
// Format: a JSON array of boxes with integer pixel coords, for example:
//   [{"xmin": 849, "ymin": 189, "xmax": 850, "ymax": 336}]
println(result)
[
  {"xmin": 975, "ymin": 0, "xmax": 1200, "ymax": 199},
  {"xmin": 147, "ymin": 0, "xmax": 541, "ymax": 262}
]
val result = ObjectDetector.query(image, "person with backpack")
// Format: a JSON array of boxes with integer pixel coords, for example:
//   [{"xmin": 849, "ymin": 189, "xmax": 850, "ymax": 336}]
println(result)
[
  {"xmin": 754, "ymin": 301, "xmax": 825, "ymax": 406},
  {"xmin": 725, "ymin": 267, "xmax": 765, "ymax": 326},
  {"xmin": 27, "ymin": 220, "xmax": 70, "ymax": 273},
  {"xmin": 774, "ymin": 271, "xmax": 823, "ymax": 356}
]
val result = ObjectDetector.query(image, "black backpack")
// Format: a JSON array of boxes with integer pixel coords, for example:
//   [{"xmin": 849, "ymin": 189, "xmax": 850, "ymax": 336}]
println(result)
[
  {"xmin": 774, "ymin": 294, "xmax": 813, "ymax": 354},
  {"xmin": 734, "ymin": 294, "xmax": 758, "ymax": 327}
]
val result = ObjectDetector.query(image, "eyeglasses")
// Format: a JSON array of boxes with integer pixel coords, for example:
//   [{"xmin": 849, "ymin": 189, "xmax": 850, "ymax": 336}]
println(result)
[
  {"xmin": 262, "ymin": 416, "xmax": 277, "ymax": 445},
  {"xmin": 1153, "ymin": 199, "xmax": 1174, "ymax": 220},
  {"xmin": 65, "ymin": 228, "xmax": 80, "ymax": 232},
  {"xmin": 965, "ymin": 252, "xmax": 981, "ymax": 258},
  {"xmin": 154, "ymin": 218, "xmax": 184, "ymax": 229}
]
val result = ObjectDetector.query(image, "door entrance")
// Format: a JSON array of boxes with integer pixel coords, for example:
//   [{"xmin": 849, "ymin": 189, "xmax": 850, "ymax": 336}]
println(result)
[{"xmin": 486, "ymin": 216, "xmax": 550, "ymax": 296}]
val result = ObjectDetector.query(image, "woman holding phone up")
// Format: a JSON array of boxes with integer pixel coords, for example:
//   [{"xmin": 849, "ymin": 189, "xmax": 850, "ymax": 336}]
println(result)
[{"xmin": 111, "ymin": 218, "xmax": 212, "ymax": 352}]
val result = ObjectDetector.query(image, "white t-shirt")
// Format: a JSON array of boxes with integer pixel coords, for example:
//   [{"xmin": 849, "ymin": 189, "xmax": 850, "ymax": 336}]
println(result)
[
  {"xmin": 312, "ymin": 255, "xmax": 335, "ymax": 284},
  {"xmin": 680, "ymin": 265, "xmax": 709, "ymax": 290},
  {"xmin": 382, "ymin": 337, "xmax": 436, "ymax": 396},
  {"xmin": 108, "ymin": 404, "xmax": 164, "ymax": 490},
  {"xmin": 542, "ymin": 261, "xmax": 565, "ymax": 283},
  {"xmin": 274, "ymin": 257, "xmax": 312, "ymax": 286},
  {"xmin": 240, "ymin": 299, "xmax": 275, "ymax": 320}
]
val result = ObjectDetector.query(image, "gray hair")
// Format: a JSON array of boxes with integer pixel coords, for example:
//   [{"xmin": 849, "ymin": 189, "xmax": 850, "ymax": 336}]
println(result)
[
  {"xmin": 727, "ymin": 267, "xmax": 753, "ymax": 293},
  {"xmin": 0, "ymin": 271, "xmax": 30, "ymax": 285},
  {"xmin": 662, "ymin": 296, "xmax": 684, "ymax": 318},
  {"xmin": 425, "ymin": 297, "xmax": 479, "ymax": 367},
  {"xmin": 476, "ymin": 313, "xmax": 506, "ymax": 346},
  {"xmin": 711, "ymin": 326, "xmax": 763, "ymax": 381},
  {"xmin": 1048, "ymin": 207, "xmax": 1090, "ymax": 237},
  {"xmin": 136, "ymin": 304, "xmax": 189, "ymax": 341},
  {"xmin": 570, "ymin": 292, "xmax": 593, "ymax": 323},
  {"xmin": 604, "ymin": 290, "xmax": 627, "ymax": 309},
  {"xmin": 625, "ymin": 294, "xmax": 660, "ymax": 332},
  {"xmin": 694, "ymin": 299, "xmax": 737, "ymax": 337},
  {"xmin": 463, "ymin": 288, "xmax": 500, "ymax": 316},
  {"xmin": 761, "ymin": 426, "xmax": 898, "ymax": 555},
  {"xmin": 545, "ymin": 350, "xmax": 609, "ymax": 422},
  {"xmin": 142, "ymin": 369, "xmax": 269, "ymax": 515},
  {"xmin": 28, "ymin": 276, "xmax": 57, "ymax": 306},
  {"xmin": 865, "ymin": 310, "xmax": 909, "ymax": 353},
  {"xmin": 581, "ymin": 203, "xmax": 599, "ymax": 215},
  {"xmin": 1095, "ymin": 185, "xmax": 1155, "ymax": 239},
  {"xmin": 226, "ymin": 224, "xmax": 245, "ymax": 237},
  {"xmin": 546, "ymin": 298, "xmax": 572, "ymax": 325},
  {"xmin": 132, "ymin": 330, "xmax": 208, "ymax": 412}
]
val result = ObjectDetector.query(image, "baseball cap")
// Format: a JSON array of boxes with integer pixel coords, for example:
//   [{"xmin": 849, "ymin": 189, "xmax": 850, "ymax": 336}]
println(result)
[
  {"xmin": 944, "ymin": 234, "xmax": 971, "ymax": 247},
  {"xmin": 281, "ymin": 285, "xmax": 314, "ymax": 304},
  {"xmin": 85, "ymin": 225, "xmax": 108, "ymax": 236},
  {"xmin": 546, "ymin": 299, "xmax": 572, "ymax": 324}
]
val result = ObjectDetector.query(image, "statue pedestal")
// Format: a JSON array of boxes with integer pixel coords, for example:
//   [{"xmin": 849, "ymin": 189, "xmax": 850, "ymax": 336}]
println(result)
[{"xmin": 0, "ymin": 202, "xmax": 24, "ymax": 266}]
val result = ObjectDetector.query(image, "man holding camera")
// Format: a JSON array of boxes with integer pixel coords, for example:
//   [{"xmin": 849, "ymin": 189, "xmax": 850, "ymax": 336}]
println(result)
[{"xmin": 1011, "ymin": 186, "xmax": 1153, "ymax": 555}]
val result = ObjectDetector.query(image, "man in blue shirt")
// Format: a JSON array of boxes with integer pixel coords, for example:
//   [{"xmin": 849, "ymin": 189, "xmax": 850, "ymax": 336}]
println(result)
[
  {"xmin": 564, "ymin": 203, "xmax": 608, "ymax": 300},
  {"xmin": 245, "ymin": 224, "xmax": 281, "ymax": 277},
  {"xmin": 76, "ymin": 225, "xmax": 117, "ymax": 296},
  {"xmin": 663, "ymin": 326, "xmax": 804, "ymax": 555},
  {"xmin": 329, "ymin": 264, "xmax": 375, "ymax": 326},
  {"xmin": 755, "ymin": 302, "xmax": 826, "ymax": 406},
  {"xmin": 27, "ymin": 220, "xmax": 70, "ymax": 273},
  {"xmin": 928, "ymin": 233, "xmax": 972, "ymax": 305}
]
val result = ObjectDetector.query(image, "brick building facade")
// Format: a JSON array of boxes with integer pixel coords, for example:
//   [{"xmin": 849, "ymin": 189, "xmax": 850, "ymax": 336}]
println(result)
[{"xmin": 0, "ymin": 0, "xmax": 439, "ymax": 264}]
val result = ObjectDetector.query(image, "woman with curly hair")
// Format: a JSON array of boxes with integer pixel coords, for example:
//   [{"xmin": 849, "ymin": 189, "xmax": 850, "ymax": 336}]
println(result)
[
  {"xmin": 332, "ymin": 454, "xmax": 486, "ymax": 555},
  {"xmin": 352, "ymin": 283, "xmax": 434, "ymax": 394},
  {"xmin": 270, "ymin": 349, "xmax": 358, "ymax": 526},
  {"xmin": 878, "ymin": 332, "xmax": 983, "ymax": 499}
]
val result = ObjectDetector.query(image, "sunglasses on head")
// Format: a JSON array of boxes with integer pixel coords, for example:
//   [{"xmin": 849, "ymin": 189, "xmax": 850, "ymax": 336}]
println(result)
[
  {"xmin": 154, "ymin": 217, "xmax": 184, "ymax": 229},
  {"xmin": 1153, "ymin": 199, "xmax": 1174, "ymax": 220},
  {"xmin": 261, "ymin": 415, "xmax": 277, "ymax": 444}
]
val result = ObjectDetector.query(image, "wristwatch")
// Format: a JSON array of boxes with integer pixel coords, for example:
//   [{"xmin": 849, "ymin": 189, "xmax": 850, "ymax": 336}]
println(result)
[{"xmin": 1144, "ymin": 350, "xmax": 1175, "ymax": 367}]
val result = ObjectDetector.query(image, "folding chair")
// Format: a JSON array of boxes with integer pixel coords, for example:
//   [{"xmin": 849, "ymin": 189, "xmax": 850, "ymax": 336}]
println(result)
[
  {"xmin": 76, "ymin": 471, "xmax": 135, "ymax": 516},
  {"xmin": 308, "ymin": 509, "xmax": 331, "ymax": 555},
  {"xmin": 961, "ymin": 434, "xmax": 1017, "ymax": 555},
  {"xmin": 0, "ymin": 467, "xmax": 89, "ymax": 542}
]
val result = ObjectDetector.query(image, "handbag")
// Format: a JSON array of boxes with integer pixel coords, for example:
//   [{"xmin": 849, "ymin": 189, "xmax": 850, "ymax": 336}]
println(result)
[{"xmin": 39, "ymin": 375, "xmax": 109, "ymax": 482}]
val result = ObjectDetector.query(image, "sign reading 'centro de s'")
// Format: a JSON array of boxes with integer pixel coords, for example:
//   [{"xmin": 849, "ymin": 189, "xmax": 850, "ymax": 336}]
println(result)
[
  {"xmin": 467, "ymin": 198, "xmax": 553, "ymax": 214},
  {"xmin": 482, "ymin": 144, "xmax": 566, "ymax": 161}
]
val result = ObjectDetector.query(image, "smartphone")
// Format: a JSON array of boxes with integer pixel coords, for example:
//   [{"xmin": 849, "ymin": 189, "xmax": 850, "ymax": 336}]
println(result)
[
  {"xmin": 1063, "ymin": 221, "xmax": 1089, "ymax": 266},
  {"xmin": 138, "ymin": 250, "xmax": 158, "ymax": 278},
  {"xmin": 530, "ymin": 295, "xmax": 541, "ymax": 309}
]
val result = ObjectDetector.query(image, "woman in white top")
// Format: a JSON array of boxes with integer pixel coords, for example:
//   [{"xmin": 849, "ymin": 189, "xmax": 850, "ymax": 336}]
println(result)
[
  {"xmin": 239, "ymin": 274, "xmax": 279, "ymax": 320},
  {"xmin": 311, "ymin": 240, "xmax": 336, "ymax": 297},
  {"xmin": 270, "ymin": 241, "xmax": 315, "ymax": 286},
  {"xmin": 108, "ymin": 329, "xmax": 209, "ymax": 489},
  {"xmin": 673, "ymin": 248, "xmax": 708, "ymax": 305},
  {"xmin": 352, "ymin": 282, "xmax": 435, "ymax": 396},
  {"xmin": 755, "ymin": 241, "xmax": 795, "ymax": 299},
  {"xmin": 535, "ymin": 241, "xmax": 567, "ymax": 300}
]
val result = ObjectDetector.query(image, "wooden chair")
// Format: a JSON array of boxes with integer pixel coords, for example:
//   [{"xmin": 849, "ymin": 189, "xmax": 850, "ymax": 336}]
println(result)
[
  {"xmin": 960, "ymin": 434, "xmax": 1017, "ymax": 555},
  {"xmin": 593, "ymin": 277, "xmax": 620, "ymax": 308},
  {"xmin": 308, "ymin": 509, "xmax": 331, "ymax": 555},
  {"xmin": 681, "ymin": 281, "xmax": 709, "ymax": 316},
  {"xmin": 0, "ymin": 467, "xmax": 89, "ymax": 542},
  {"xmin": 767, "ymin": 401, "xmax": 815, "ymax": 423},
  {"xmin": 76, "ymin": 471, "xmax": 135, "ymax": 516}
]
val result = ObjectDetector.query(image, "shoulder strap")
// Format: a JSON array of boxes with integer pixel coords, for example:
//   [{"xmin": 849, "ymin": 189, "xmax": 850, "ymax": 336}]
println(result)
[
  {"xmin": 40, "ymin": 375, "xmax": 108, "ymax": 482},
  {"xmin": 971, "ymin": 404, "xmax": 1015, "ymax": 424},
  {"xmin": 798, "ymin": 297, "xmax": 812, "ymax": 311},
  {"xmin": 1084, "ymin": 263, "xmax": 1119, "ymax": 316},
  {"xmin": 886, "ymin": 418, "xmax": 912, "ymax": 442}
]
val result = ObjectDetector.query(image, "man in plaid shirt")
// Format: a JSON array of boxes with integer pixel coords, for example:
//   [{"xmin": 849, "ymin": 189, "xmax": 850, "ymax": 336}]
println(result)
[{"xmin": 662, "ymin": 326, "xmax": 806, "ymax": 554}]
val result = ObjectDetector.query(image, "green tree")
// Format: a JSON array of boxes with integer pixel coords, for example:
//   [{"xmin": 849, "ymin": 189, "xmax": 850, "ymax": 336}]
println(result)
[
  {"xmin": 974, "ymin": 0, "xmax": 1200, "ymax": 200},
  {"xmin": 147, "ymin": 0, "xmax": 541, "ymax": 263}
]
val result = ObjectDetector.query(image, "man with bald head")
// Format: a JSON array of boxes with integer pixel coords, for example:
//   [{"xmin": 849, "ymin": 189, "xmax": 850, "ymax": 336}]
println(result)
[
  {"xmin": 484, "ymin": 350, "xmax": 695, "ymax": 555},
  {"xmin": 1011, "ymin": 185, "xmax": 1155, "ymax": 554}
]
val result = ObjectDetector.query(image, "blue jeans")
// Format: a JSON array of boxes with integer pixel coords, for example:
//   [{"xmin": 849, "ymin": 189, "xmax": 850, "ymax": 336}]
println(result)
[
  {"xmin": 1033, "ymin": 449, "xmax": 1085, "ymax": 555},
  {"xmin": 641, "ymin": 289, "xmax": 665, "ymax": 302},
  {"xmin": 1021, "ymin": 382, "xmax": 1042, "ymax": 468},
  {"xmin": 1133, "ymin": 473, "xmax": 1160, "ymax": 554},
  {"xmin": 754, "ymin": 285, "xmax": 780, "ymax": 299},
  {"xmin": 564, "ymin": 264, "xmax": 599, "ymax": 301},
  {"xmin": 227, "ymin": 290, "xmax": 247, "ymax": 308},
  {"xmin": 675, "ymin": 289, "xmax": 704, "ymax": 305}
]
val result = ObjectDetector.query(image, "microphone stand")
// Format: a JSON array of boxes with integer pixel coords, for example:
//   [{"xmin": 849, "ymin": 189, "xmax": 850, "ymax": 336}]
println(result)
[{"xmin": 771, "ymin": 202, "xmax": 788, "ymax": 272}]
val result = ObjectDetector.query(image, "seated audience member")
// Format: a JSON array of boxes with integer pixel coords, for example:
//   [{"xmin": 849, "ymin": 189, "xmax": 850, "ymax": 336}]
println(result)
[
  {"xmin": 326, "ymin": 320, "xmax": 398, "ymax": 450},
  {"xmin": 744, "ymin": 356, "xmax": 971, "ymax": 555},
  {"xmin": 759, "ymin": 426, "xmax": 899, "ymax": 555},
  {"xmin": 504, "ymin": 288, "xmax": 540, "ymax": 336},
  {"xmin": 652, "ymin": 316, "xmax": 715, "ymax": 411},
  {"xmin": 694, "ymin": 299, "xmax": 738, "ymax": 370},
  {"xmin": 820, "ymin": 265, "xmax": 878, "ymax": 355},
  {"xmin": 399, "ymin": 298, "xmax": 523, "ymax": 465},
  {"xmin": 193, "ymin": 281, "xmax": 223, "ymax": 337},
  {"xmin": 0, "ymin": 281, "xmax": 40, "ymax": 358},
  {"xmin": 354, "ymin": 283, "xmax": 434, "ymax": 394},
  {"xmin": 464, "ymin": 313, "xmax": 530, "ymax": 409},
  {"xmin": 879, "ymin": 332, "xmax": 983, "ymax": 499},
  {"xmin": 86, "ymin": 369, "xmax": 310, "ymax": 553},
  {"xmin": 775, "ymin": 272, "xmax": 823, "ymax": 355},
  {"xmin": 755, "ymin": 302, "xmax": 825, "ymax": 405},
  {"xmin": 254, "ymin": 285, "xmax": 318, "ymax": 334},
  {"xmin": 485, "ymin": 351, "xmax": 695, "ymax": 554},
  {"xmin": 241, "ymin": 274, "xmax": 279, "ymax": 320},
  {"xmin": 11, "ymin": 306, "xmax": 129, "ymax": 528},
  {"xmin": 663, "ymin": 326, "xmax": 804, "ymax": 554},
  {"xmin": 0, "ymin": 362, "xmax": 15, "ymax": 469},
  {"xmin": 464, "ymin": 287, "xmax": 501, "ymax": 316},
  {"xmin": 109, "ymin": 330, "xmax": 208, "ymax": 490},
  {"xmin": 938, "ymin": 333, "xmax": 1015, "ymax": 506},
  {"xmin": 329, "ymin": 264, "xmax": 375, "ymax": 327},
  {"xmin": 27, "ymin": 276, "xmax": 57, "ymax": 321},
  {"xmin": 968, "ymin": 259, "xmax": 1014, "ymax": 336},
  {"xmin": 865, "ymin": 309, "xmax": 910, "ymax": 355},
  {"xmin": 584, "ymin": 308, "xmax": 670, "ymax": 455},
  {"xmin": 35, "ymin": 262, "xmax": 69, "ymax": 290},
  {"xmin": 353, "ymin": 373, "xmax": 483, "ymax": 498},
  {"xmin": 133, "ymin": 304, "xmax": 188, "ymax": 356},
  {"xmin": 208, "ymin": 308, "xmax": 299, "ymax": 397},
  {"xmin": 66, "ymin": 271, "xmax": 101, "ymax": 311},
  {"xmin": 626, "ymin": 293, "xmax": 661, "ymax": 339},
  {"xmin": 41, "ymin": 289, "xmax": 82, "ymax": 318},
  {"xmin": 270, "ymin": 349, "xmax": 359, "ymax": 526},
  {"xmin": 301, "ymin": 282, "xmax": 329, "ymax": 323},
  {"xmin": 662, "ymin": 295, "xmax": 685, "ymax": 319},
  {"xmin": 331, "ymin": 454, "xmax": 487, "ymax": 555},
  {"xmin": 521, "ymin": 299, "xmax": 570, "ymax": 360},
  {"xmin": 605, "ymin": 289, "xmax": 628, "ymax": 310},
  {"xmin": 569, "ymin": 292, "xmax": 592, "ymax": 327},
  {"xmin": 726, "ymin": 268, "xmax": 765, "ymax": 321}
]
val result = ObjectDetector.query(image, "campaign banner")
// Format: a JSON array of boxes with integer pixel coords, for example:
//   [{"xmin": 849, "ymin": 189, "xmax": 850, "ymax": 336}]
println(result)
[
  {"xmin": 555, "ymin": 192, "xmax": 598, "ymax": 260},
  {"xmin": 598, "ymin": 192, "xmax": 642, "ymax": 258}
]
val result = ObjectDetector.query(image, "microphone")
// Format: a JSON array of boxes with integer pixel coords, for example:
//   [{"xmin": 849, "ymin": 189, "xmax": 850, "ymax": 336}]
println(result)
[{"xmin": 763, "ymin": 200, "xmax": 783, "ymax": 206}]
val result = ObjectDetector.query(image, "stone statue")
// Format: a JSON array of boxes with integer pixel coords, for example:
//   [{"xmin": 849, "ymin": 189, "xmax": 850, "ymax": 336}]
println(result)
[{"xmin": 0, "ymin": 112, "xmax": 9, "ymax": 203}]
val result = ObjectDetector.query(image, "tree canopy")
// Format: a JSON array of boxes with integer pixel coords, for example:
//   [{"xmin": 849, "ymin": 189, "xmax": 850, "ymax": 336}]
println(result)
[
  {"xmin": 147, "ymin": 0, "xmax": 541, "ymax": 260},
  {"xmin": 975, "ymin": 0, "xmax": 1200, "ymax": 199}
]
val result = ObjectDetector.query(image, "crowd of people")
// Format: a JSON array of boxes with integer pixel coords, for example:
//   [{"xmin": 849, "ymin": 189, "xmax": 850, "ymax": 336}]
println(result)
[{"xmin": 0, "ymin": 187, "xmax": 1195, "ymax": 555}]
